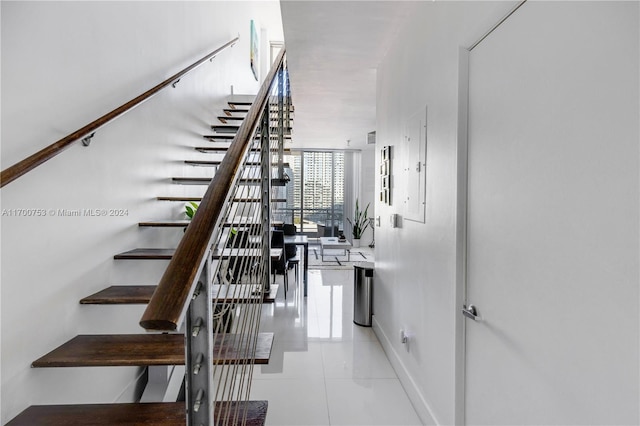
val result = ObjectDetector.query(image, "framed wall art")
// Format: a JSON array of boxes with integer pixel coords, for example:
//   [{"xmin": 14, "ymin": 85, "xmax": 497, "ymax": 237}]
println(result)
[{"xmin": 380, "ymin": 146, "xmax": 391, "ymax": 205}]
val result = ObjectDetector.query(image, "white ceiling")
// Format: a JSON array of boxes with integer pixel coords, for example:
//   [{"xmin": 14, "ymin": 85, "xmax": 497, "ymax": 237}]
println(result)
[{"xmin": 280, "ymin": 1, "xmax": 414, "ymax": 151}]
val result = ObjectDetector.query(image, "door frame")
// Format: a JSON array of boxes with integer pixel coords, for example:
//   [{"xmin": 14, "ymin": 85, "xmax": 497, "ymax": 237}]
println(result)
[
  {"xmin": 454, "ymin": 3, "xmax": 528, "ymax": 424},
  {"xmin": 454, "ymin": 46, "xmax": 470, "ymax": 426}
]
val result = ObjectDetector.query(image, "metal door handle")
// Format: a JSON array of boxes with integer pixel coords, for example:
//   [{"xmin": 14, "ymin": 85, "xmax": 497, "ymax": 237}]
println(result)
[{"xmin": 462, "ymin": 304, "xmax": 481, "ymax": 321}]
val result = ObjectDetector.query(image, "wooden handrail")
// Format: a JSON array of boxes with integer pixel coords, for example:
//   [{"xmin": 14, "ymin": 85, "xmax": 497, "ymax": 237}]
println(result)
[
  {"xmin": 140, "ymin": 47, "xmax": 287, "ymax": 331},
  {"xmin": 0, "ymin": 37, "xmax": 239, "ymax": 188}
]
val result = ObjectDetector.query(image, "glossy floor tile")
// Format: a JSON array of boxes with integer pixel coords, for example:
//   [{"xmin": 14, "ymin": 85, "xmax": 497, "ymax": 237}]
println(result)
[{"xmin": 253, "ymin": 267, "xmax": 423, "ymax": 425}]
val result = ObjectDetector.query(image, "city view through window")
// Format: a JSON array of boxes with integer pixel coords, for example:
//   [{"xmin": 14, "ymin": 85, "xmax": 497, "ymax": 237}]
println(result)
[{"xmin": 274, "ymin": 151, "xmax": 344, "ymax": 236}]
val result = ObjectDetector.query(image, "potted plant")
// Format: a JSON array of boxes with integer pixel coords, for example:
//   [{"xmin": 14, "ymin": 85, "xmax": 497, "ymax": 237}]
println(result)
[
  {"xmin": 347, "ymin": 199, "xmax": 370, "ymax": 248},
  {"xmin": 185, "ymin": 201, "xmax": 199, "ymax": 220}
]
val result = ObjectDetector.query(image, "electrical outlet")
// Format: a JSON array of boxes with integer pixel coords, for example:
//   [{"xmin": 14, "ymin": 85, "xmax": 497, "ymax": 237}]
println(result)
[{"xmin": 400, "ymin": 329, "xmax": 408, "ymax": 344}]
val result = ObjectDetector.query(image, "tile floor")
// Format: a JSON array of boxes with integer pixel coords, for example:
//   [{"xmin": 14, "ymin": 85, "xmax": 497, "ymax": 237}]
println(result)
[{"xmin": 252, "ymin": 267, "xmax": 423, "ymax": 425}]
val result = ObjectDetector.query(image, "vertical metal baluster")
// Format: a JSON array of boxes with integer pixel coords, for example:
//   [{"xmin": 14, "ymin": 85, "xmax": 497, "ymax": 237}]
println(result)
[
  {"xmin": 185, "ymin": 255, "xmax": 214, "ymax": 425},
  {"xmin": 261, "ymin": 109, "xmax": 271, "ymax": 293},
  {"xmin": 277, "ymin": 68, "xmax": 285, "ymax": 180},
  {"xmin": 285, "ymin": 63, "xmax": 291, "ymax": 141}
]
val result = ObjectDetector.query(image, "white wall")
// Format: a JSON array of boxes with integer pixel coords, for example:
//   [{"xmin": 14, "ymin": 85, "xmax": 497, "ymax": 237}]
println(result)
[
  {"xmin": 375, "ymin": 2, "xmax": 639, "ymax": 425},
  {"xmin": 0, "ymin": 2, "xmax": 282, "ymax": 422},
  {"xmin": 359, "ymin": 147, "xmax": 376, "ymax": 245},
  {"xmin": 373, "ymin": 2, "xmax": 519, "ymax": 424}
]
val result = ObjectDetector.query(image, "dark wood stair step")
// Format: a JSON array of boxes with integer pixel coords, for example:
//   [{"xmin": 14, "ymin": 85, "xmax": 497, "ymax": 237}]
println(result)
[
  {"xmin": 155, "ymin": 196, "xmax": 286, "ymax": 202},
  {"xmin": 138, "ymin": 220, "xmax": 190, "ymax": 227},
  {"xmin": 194, "ymin": 146, "xmax": 260, "ymax": 153},
  {"xmin": 218, "ymin": 116, "xmax": 293, "ymax": 124},
  {"xmin": 195, "ymin": 146, "xmax": 262, "ymax": 153},
  {"xmin": 185, "ymin": 160, "xmax": 223, "ymax": 167},
  {"xmin": 113, "ymin": 247, "xmax": 274, "ymax": 260},
  {"xmin": 157, "ymin": 196, "xmax": 203, "ymax": 202},
  {"xmin": 114, "ymin": 248, "xmax": 175, "ymax": 260},
  {"xmin": 80, "ymin": 284, "xmax": 277, "ymax": 305},
  {"xmin": 223, "ymin": 107, "xmax": 250, "ymax": 115},
  {"xmin": 80, "ymin": 285, "xmax": 156, "ymax": 304},
  {"xmin": 185, "ymin": 160, "xmax": 290, "ymax": 167},
  {"xmin": 211, "ymin": 125, "xmax": 292, "ymax": 133},
  {"xmin": 226, "ymin": 102, "xmax": 293, "ymax": 111},
  {"xmin": 211, "ymin": 124, "xmax": 242, "ymax": 133},
  {"xmin": 203, "ymin": 134, "xmax": 257, "ymax": 141},
  {"xmin": 172, "ymin": 177, "xmax": 266, "ymax": 185},
  {"xmin": 7, "ymin": 400, "xmax": 268, "ymax": 425},
  {"xmin": 218, "ymin": 115, "xmax": 245, "ymax": 123},
  {"xmin": 228, "ymin": 101, "xmax": 253, "ymax": 108},
  {"xmin": 32, "ymin": 332, "xmax": 274, "ymax": 367},
  {"xmin": 201, "ymin": 136, "xmax": 291, "ymax": 144},
  {"xmin": 172, "ymin": 177, "xmax": 289, "ymax": 186}
]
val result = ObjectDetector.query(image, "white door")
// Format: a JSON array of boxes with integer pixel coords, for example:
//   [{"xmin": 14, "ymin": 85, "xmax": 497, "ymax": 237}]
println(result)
[{"xmin": 464, "ymin": 2, "xmax": 638, "ymax": 424}]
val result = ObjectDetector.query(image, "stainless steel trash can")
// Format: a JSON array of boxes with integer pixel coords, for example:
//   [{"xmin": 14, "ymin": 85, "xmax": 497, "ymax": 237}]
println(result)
[{"xmin": 353, "ymin": 262, "xmax": 374, "ymax": 326}]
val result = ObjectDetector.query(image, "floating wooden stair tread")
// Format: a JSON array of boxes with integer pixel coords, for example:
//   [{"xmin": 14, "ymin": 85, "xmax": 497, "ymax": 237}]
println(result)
[
  {"xmin": 156, "ymin": 196, "xmax": 286, "ymax": 203},
  {"xmin": 7, "ymin": 402, "xmax": 186, "ymax": 426},
  {"xmin": 172, "ymin": 177, "xmax": 214, "ymax": 185},
  {"xmin": 31, "ymin": 334, "xmax": 184, "ymax": 367},
  {"xmin": 194, "ymin": 146, "xmax": 261, "ymax": 153},
  {"xmin": 32, "ymin": 332, "xmax": 274, "ymax": 367},
  {"xmin": 172, "ymin": 177, "xmax": 261, "ymax": 185},
  {"xmin": 184, "ymin": 160, "xmax": 290, "ymax": 167},
  {"xmin": 203, "ymin": 134, "xmax": 258, "ymax": 141},
  {"xmin": 228, "ymin": 101, "xmax": 253, "ymax": 108},
  {"xmin": 218, "ymin": 116, "xmax": 293, "ymax": 124},
  {"xmin": 211, "ymin": 125, "xmax": 243, "ymax": 133},
  {"xmin": 211, "ymin": 124, "xmax": 292, "ymax": 133},
  {"xmin": 8, "ymin": 400, "xmax": 268, "ymax": 425},
  {"xmin": 224, "ymin": 107, "xmax": 250, "ymax": 114},
  {"xmin": 202, "ymin": 135, "xmax": 291, "ymax": 143},
  {"xmin": 218, "ymin": 116, "xmax": 245, "ymax": 123},
  {"xmin": 227, "ymin": 101, "xmax": 292, "ymax": 111},
  {"xmin": 195, "ymin": 146, "xmax": 262, "ymax": 153},
  {"xmin": 80, "ymin": 285, "xmax": 156, "ymax": 304},
  {"xmin": 80, "ymin": 284, "xmax": 276, "ymax": 305},
  {"xmin": 114, "ymin": 248, "xmax": 275, "ymax": 260},
  {"xmin": 172, "ymin": 177, "xmax": 288, "ymax": 186},
  {"xmin": 185, "ymin": 160, "xmax": 222, "ymax": 167},
  {"xmin": 114, "ymin": 248, "xmax": 175, "ymax": 260},
  {"xmin": 233, "ymin": 197, "xmax": 287, "ymax": 203},
  {"xmin": 157, "ymin": 196, "xmax": 203, "ymax": 201},
  {"xmin": 138, "ymin": 220, "xmax": 190, "ymax": 227}
]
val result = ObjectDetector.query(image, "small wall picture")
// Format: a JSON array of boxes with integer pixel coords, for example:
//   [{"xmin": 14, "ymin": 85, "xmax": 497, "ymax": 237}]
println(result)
[
  {"xmin": 380, "ymin": 145, "xmax": 392, "ymax": 205},
  {"xmin": 250, "ymin": 20, "xmax": 259, "ymax": 81}
]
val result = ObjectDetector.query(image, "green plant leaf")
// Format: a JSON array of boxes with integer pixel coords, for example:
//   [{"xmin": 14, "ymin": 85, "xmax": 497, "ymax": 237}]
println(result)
[
  {"xmin": 349, "ymin": 199, "xmax": 371, "ymax": 239},
  {"xmin": 185, "ymin": 202, "xmax": 199, "ymax": 220}
]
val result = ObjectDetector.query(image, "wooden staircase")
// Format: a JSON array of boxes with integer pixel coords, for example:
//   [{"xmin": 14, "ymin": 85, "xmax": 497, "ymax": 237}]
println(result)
[
  {"xmin": 8, "ymin": 90, "xmax": 291, "ymax": 424},
  {"xmin": 80, "ymin": 284, "xmax": 268, "ymax": 305},
  {"xmin": 31, "ymin": 332, "xmax": 274, "ymax": 367},
  {"xmin": 8, "ymin": 401, "xmax": 268, "ymax": 425}
]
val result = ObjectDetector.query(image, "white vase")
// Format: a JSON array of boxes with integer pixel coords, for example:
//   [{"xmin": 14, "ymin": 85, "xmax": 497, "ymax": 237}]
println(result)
[{"xmin": 352, "ymin": 238, "xmax": 361, "ymax": 248}]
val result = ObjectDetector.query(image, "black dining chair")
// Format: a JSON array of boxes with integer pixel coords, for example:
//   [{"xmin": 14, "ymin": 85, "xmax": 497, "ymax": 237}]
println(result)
[
  {"xmin": 223, "ymin": 230, "xmax": 256, "ymax": 283},
  {"xmin": 282, "ymin": 223, "xmax": 297, "ymax": 236},
  {"xmin": 271, "ymin": 230, "xmax": 289, "ymax": 298},
  {"xmin": 282, "ymin": 224, "xmax": 297, "ymax": 259},
  {"xmin": 282, "ymin": 224, "xmax": 299, "ymax": 286}
]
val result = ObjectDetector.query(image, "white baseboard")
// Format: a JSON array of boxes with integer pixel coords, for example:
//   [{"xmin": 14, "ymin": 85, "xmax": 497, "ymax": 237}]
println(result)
[{"xmin": 372, "ymin": 315, "xmax": 440, "ymax": 426}]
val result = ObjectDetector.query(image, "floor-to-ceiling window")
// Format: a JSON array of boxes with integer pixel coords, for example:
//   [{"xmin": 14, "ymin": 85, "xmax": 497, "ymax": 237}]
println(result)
[{"xmin": 274, "ymin": 150, "xmax": 344, "ymax": 236}]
